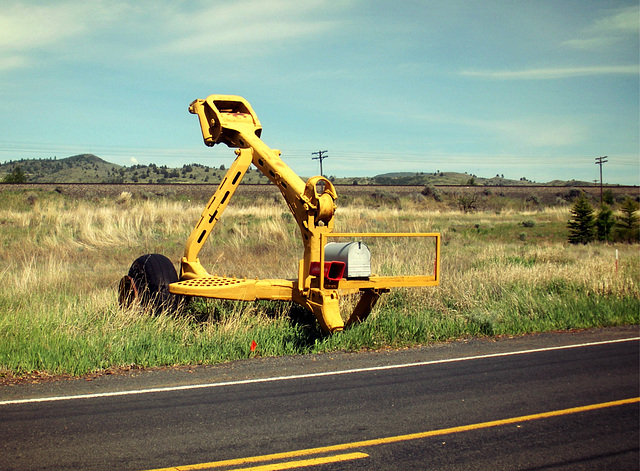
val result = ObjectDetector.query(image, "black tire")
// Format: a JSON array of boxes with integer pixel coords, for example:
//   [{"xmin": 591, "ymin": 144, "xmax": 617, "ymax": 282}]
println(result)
[{"xmin": 123, "ymin": 254, "xmax": 179, "ymax": 313}]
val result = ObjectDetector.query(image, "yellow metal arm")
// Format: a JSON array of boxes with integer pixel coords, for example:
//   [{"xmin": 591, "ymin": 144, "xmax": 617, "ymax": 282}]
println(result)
[
  {"xmin": 188, "ymin": 96, "xmax": 336, "ymax": 229},
  {"xmin": 181, "ymin": 147, "xmax": 253, "ymax": 279},
  {"xmin": 171, "ymin": 94, "xmax": 440, "ymax": 334},
  {"xmin": 187, "ymin": 95, "xmax": 339, "ymax": 285}
]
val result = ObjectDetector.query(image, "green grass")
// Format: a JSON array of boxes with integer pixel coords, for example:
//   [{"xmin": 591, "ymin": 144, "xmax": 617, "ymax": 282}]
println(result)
[{"xmin": 0, "ymin": 190, "xmax": 638, "ymax": 379}]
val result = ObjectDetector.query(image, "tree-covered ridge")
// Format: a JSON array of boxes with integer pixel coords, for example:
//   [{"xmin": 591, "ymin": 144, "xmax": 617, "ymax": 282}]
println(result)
[{"xmin": 0, "ymin": 154, "xmax": 599, "ymax": 186}]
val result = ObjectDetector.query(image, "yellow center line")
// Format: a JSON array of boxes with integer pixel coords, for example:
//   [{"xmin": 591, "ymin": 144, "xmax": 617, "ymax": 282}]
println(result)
[
  {"xmin": 225, "ymin": 453, "xmax": 369, "ymax": 471},
  {"xmin": 146, "ymin": 397, "xmax": 639, "ymax": 471}
]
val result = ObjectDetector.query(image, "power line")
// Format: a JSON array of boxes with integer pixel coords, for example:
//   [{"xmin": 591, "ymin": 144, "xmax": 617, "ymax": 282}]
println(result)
[{"xmin": 1, "ymin": 141, "xmax": 637, "ymax": 166}]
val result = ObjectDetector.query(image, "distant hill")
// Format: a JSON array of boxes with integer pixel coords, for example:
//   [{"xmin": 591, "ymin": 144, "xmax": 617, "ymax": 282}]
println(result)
[
  {"xmin": 0, "ymin": 154, "xmax": 270, "ymax": 184},
  {"xmin": 0, "ymin": 154, "xmax": 120, "ymax": 183},
  {"xmin": 1, "ymin": 154, "xmax": 595, "ymax": 186},
  {"xmin": 333, "ymin": 172, "xmax": 545, "ymax": 186}
]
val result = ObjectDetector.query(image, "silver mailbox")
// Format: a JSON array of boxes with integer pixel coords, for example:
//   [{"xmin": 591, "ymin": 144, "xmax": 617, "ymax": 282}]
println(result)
[{"xmin": 324, "ymin": 242, "xmax": 371, "ymax": 278}]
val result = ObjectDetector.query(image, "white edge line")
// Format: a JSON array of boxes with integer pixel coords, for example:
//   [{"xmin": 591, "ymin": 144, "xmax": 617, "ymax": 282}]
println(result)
[{"xmin": 1, "ymin": 337, "xmax": 638, "ymax": 406}]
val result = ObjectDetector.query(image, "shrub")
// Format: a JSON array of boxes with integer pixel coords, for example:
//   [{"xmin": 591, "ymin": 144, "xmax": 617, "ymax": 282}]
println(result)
[
  {"xmin": 371, "ymin": 190, "xmax": 400, "ymax": 206},
  {"xmin": 2, "ymin": 166, "xmax": 26, "ymax": 183},
  {"xmin": 456, "ymin": 193, "xmax": 479, "ymax": 213},
  {"xmin": 526, "ymin": 195, "xmax": 541, "ymax": 206},
  {"xmin": 602, "ymin": 189, "xmax": 615, "ymax": 206},
  {"xmin": 565, "ymin": 188, "xmax": 582, "ymax": 201},
  {"xmin": 116, "ymin": 191, "xmax": 133, "ymax": 205},
  {"xmin": 421, "ymin": 185, "xmax": 443, "ymax": 202}
]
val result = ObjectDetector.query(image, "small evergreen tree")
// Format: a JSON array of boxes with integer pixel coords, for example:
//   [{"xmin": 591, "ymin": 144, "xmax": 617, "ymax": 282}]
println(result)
[
  {"xmin": 615, "ymin": 197, "xmax": 640, "ymax": 243},
  {"xmin": 602, "ymin": 189, "xmax": 615, "ymax": 206},
  {"xmin": 568, "ymin": 193, "xmax": 596, "ymax": 244},
  {"xmin": 595, "ymin": 205, "xmax": 615, "ymax": 241},
  {"xmin": 2, "ymin": 166, "xmax": 26, "ymax": 183}
]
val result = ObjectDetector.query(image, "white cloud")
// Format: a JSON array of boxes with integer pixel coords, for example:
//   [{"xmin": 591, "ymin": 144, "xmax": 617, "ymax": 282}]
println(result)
[
  {"xmin": 461, "ymin": 6, "xmax": 639, "ymax": 81},
  {"xmin": 460, "ymin": 65, "xmax": 638, "ymax": 80},
  {"xmin": 563, "ymin": 5, "xmax": 639, "ymax": 51},
  {"xmin": 0, "ymin": 3, "xmax": 85, "ymax": 52},
  {"xmin": 377, "ymin": 104, "xmax": 588, "ymax": 150},
  {"xmin": 158, "ymin": 0, "xmax": 347, "ymax": 56},
  {"xmin": 562, "ymin": 37, "xmax": 619, "ymax": 50},
  {"xmin": 163, "ymin": 19, "xmax": 337, "ymax": 54},
  {"xmin": 0, "ymin": 2, "xmax": 130, "ymax": 51},
  {"xmin": 591, "ymin": 5, "xmax": 639, "ymax": 35},
  {"xmin": 481, "ymin": 118, "xmax": 588, "ymax": 148},
  {"xmin": 423, "ymin": 114, "xmax": 589, "ymax": 149},
  {"xmin": 0, "ymin": 0, "xmax": 351, "ymax": 70},
  {"xmin": 0, "ymin": 1, "xmax": 126, "ymax": 69},
  {"xmin": 0, "ymin": 55, "xmax": 28, "ymax": 72}
]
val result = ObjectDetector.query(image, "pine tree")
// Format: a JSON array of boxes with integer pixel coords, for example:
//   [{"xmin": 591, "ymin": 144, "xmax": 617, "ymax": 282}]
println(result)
[
  {"xmin": 2, "ymin": 166, "xmax": 26, "ymax": 183},
  {"xmin": 567, "ymin": 193, "xmax": 595, "ymax": 244},
  {"xmin": 615, "ymin": 197, "xmax": 640, "ymax": 243},
  {"xmin": 595, "ymin": 205, "xmax": 615, "ymax": 242}
]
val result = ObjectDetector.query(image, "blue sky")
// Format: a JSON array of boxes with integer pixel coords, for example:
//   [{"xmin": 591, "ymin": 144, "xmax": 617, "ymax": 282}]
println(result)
[{"xmin": 0, "ymin": 0, "xmax": 638, "ymax": 184}]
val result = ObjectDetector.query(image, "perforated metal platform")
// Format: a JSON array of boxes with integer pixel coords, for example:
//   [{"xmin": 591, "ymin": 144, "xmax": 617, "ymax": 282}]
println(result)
[
  {"xmin": 175, "ymin": 276, "xmax": 249, "ymax": 288},
  {"xmin": 170, "ymin": 276, "xmax": 257, "ymax": 300}
]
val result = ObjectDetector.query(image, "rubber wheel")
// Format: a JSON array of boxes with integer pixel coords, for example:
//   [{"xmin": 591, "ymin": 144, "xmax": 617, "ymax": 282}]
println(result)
[{"xmin": 120, "ymin": 254, "xmax": 179, "ymax": 313}]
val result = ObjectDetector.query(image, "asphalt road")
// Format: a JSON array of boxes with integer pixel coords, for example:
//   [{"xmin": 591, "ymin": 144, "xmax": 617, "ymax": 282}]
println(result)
[{"xmin": 1, "ymin": 326, "xmax": 638, "ymax": 470}]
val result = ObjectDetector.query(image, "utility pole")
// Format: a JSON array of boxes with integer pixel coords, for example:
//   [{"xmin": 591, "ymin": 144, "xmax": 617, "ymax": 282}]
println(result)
[
  {"xmin": 595, "ymin": 156, "xmax": 607, "ymax": 205},
  {"xmin": 312, "ymin": 150, "xmax": 328, "ymax": 176}
]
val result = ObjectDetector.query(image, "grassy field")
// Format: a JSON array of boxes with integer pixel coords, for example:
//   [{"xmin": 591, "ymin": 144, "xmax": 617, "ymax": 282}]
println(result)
[{"xmin": 0, "ymin": 188, "xmax": 638, "ymax": 380}]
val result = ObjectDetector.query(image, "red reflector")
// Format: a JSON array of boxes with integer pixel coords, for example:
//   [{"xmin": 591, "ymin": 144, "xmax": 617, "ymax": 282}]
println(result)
[{"xmin": 309, "ymin": 261, "xmax": 346, "ymax": 281}]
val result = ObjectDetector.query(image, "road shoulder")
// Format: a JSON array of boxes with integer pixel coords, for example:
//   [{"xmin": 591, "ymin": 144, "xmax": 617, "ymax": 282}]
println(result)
[{"xmin": 1, "ymin": 325, "xmax": 638, "ymax": 403}]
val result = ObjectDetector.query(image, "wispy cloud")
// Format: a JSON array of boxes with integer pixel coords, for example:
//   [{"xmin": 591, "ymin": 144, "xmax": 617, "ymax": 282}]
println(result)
[
  {"xmin": 479, "ymin": 118, "xmax": 588, "ymax": 148},
  {"xmin": 379, "ymin": 105, "xmax": 588, "ymax": 149},
  {"xmin": 434, "ymin": 115, "xmax": 588, "ymax": 149},
  {"xmin": 0, "ymin": 3, "xmax": 86, "ymax": 52},
  {"xmin": 461, "ymin": 6, "xmax": 639, "ymax": 81},
  {"xmin": 0, "ymin": 1, "xmax": 124, "ymax": 70},
  {"xmin": 590, "ymin": 5, "xmax": 639, "ymax": 35},
  {"xmin": 158, "ymin": 0, "xmax": 347, "ymax": 56},
  {"xmin": 0, "ymin": 0, "xmax": 349, "ymax": 70},
  {"xmin": 460, "ymin": 65, "xmax": 638, "ymax": 80},
  {"xmin": 563, "ymin": 5, "xmax": 639, "ymax": 50},
  {"xmin": 0, "ymin": 55, "xmax": 27, "ymax": 72}
]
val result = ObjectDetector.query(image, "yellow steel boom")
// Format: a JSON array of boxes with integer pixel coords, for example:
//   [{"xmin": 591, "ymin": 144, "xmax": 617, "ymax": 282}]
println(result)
[{"xmin": 123, "ymin": 95, "xmax": 440, "ymax": 333}]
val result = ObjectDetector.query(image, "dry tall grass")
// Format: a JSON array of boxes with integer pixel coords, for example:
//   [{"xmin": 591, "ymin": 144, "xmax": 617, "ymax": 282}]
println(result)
[{"xmin": 0, "ymin": 191, "xmax": 637, "ymax": 377}]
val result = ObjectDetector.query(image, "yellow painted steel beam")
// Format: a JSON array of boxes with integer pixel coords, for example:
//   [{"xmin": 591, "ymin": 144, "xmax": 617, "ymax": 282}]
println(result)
[
  {"xmin": 318, "ymin": 232, "xmax": 440, "ymax": 291},
  {"xmin": 182, "ymin": 148, "xmax": 253, "ymax": 274},
  {"xmin": 178, "ymin": 94, "xmax": 441, "ymax": 334},
  {"xmin": 170, "ymin": 277, "xmax": 295, "ymax": 302}
]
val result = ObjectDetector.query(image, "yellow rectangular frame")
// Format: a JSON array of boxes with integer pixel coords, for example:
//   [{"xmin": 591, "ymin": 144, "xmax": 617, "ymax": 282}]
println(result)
[{"xmin": 313, "ymin": 232, "xmax": 441, "ymax": 292}]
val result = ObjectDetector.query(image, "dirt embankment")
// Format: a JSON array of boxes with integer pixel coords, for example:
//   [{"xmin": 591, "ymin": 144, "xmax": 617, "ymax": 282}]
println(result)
[{"xmin": 1, "ymin": 183, "xmax": 637, "ymax": 203}]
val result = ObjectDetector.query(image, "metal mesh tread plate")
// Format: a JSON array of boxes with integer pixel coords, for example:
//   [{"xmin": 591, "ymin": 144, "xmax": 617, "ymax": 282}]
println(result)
[
  {"xmin": 173, "ymin": 276, "xmax": 251, "ymax": 288},
  {"xmin": 170, "ymin": 276, "xmax": 257, "ymax": 300},
  {"xmin": 170, "ymin": 275, "xmax": 296, "ymax": 301}
]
